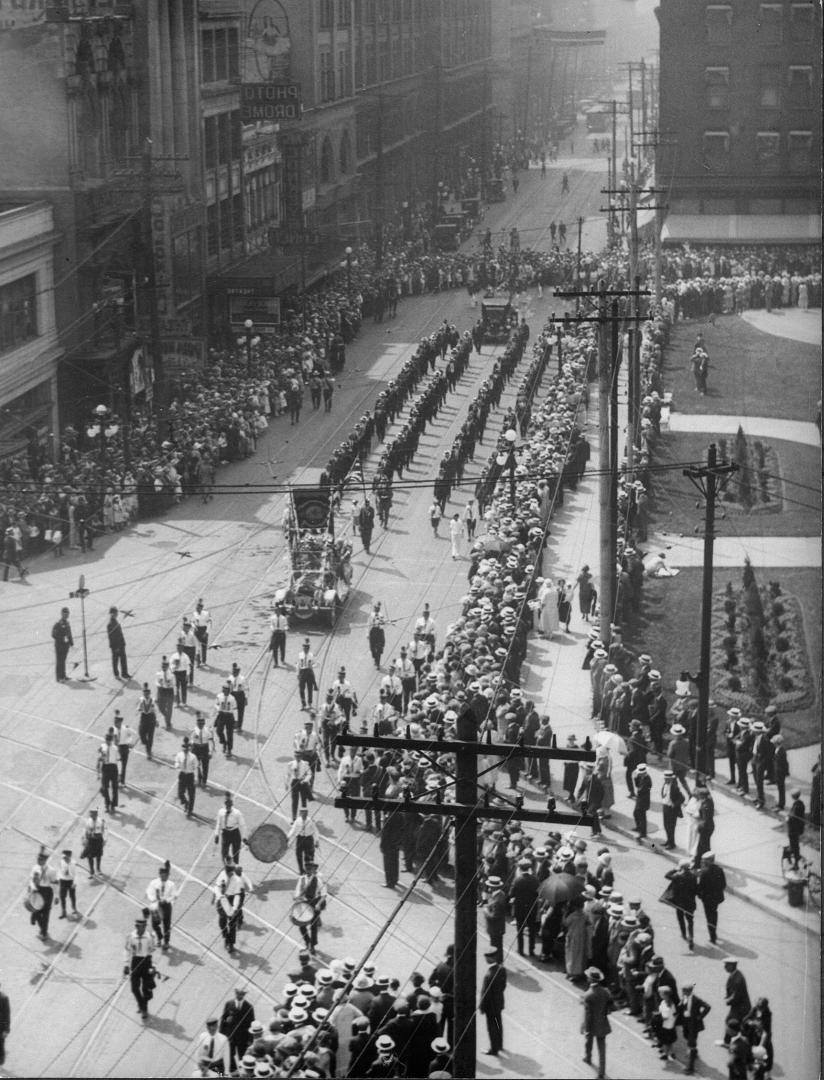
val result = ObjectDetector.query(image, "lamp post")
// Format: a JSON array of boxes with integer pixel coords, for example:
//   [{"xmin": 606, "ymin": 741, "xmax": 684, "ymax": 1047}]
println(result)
[
  {"xmin": 342, "ymin": 246, "xmax": 357, "ymax": 296},
  {"xmin": 237, "ymin": 319, "xmax": 261, "ymax": 375},
  {"xmin": 495, "ymin": 428, "xmax": 519, "ymax": 506},
  {"xmin": 86, "ymin": 404, "xmax": 119, "ymax": 465},
  {"xmin": 401, "ymin": 200, "xmax": 411, "ymax": 242}
]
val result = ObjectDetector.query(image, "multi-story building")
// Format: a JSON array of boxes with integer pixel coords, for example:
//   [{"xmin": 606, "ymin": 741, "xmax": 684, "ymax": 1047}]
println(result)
[
  {"xmin": 656, "ymin": 0, "xmax": 821, "ymax": 242},
  {"xmin": 0, "ymin": 202, "xmax": 62, "ymax": 461}
]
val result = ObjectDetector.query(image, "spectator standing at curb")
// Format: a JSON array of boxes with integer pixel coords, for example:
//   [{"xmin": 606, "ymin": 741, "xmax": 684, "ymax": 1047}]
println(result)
[
  {"xmin": 106, "ymin": 607, "xmax": 130, "ymax": 679},
  {"xmin": 581, "ymin": 966, "xmax": 612, "ymax": 1079},
  {"xmin": 695, "ymin": 852, "xmax": 727, "ymax": 944},
  {"xmin": 677, "ymin": 979, "xmax": 711, "ymax": 1075},
  {"xmin": 786, "ymin": 787, "xmax": 806, "ymax": 866}
]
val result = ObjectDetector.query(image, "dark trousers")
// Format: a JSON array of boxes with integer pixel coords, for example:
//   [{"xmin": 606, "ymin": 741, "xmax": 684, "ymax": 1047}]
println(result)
[
  {"xmin": 584, "ymin": 1033, "xmax": 606, "ymax": 1077},
  {"xmin": 383, "ymin": 845, "xmax": 400, "ymax": 887},
  {"xmin": 218, "ymin": 906, "xmax": 239, "ymax": 950},
  {"xmin": 633, "ymin": 803, "xmax": 647, "ymax": 837},
  {"xmin": 111, "ymin": 645, "xmax": 129, "ymax": 678},
  {"xmin": 151, "ymin": 900, "xmax": 173, "ymax": 947},
  {"xmin": 702, "ymin": 899, "xmax": 719, "ymax": 942},
  {"xmin": 676, "ymin": 908, "xmax": 695, "ymax": 944},
  {"xmin": 753, "ymin": 761, "xmax": 766, "ymax": 804},
  {"xmin": 178, "ymin": 772, "xmax": 196, "ymax": 815},
  {"xmin": 295, "ymin": 835, "xmax": 315, "ymax": 873},
  {"xmin": 118, "ymin": 745, "xmax": 130, "ymax": 784},
  {"xmin": 662, "ymin": 806, "xmax": 678, "ymax": 846},
  {"xmin": 220, "ymin": 827, "xmax": 242, "ymax": 864},
  {"xmin": 298, "ymin": 669, "xmax": 316, "ymax": 707},
  {"xmin": 290, "ymin": 779, "xmax": 312, "ymax": 820},
  {"xmin": 174, "ymin": 669, "xmax": 187, "ymax": 705},
  {"xmin": 55, "ymin": 643, "xmax": 70, "ymax": 681},
  {"xmin": 59, "ymin": 879, "xmax": 77, "ymax": 915},
  {"xmin": 101, "ymin": 763, "xmax": 119, "ymax": 811},
  {"xmin": 300, "ymin": 912, "xmax": 320, "ymax": 950},
  {"xmin": 726, "ymin": 745, "xmax": 736, "ymax": 784},
  {"xmin": 736, "ymin": 755, "xmax": 750, "ymax": 794},
  {"xmin": 139, "ymin": 715, "xmax": 156, "ymax": 758},
  {"xmin": 182, "ymin": 646, "xmax": 196, "ymax": 682},
  {"xmin": 270, "ymin": 631, "xmax": 286, "ymax": 664},
  {"xmin": 775, "ymin": 774, "xmax": 786, "ymax": 809},
  {"xmin": 215, "ymin": 712, "xmax": 234, "ymax": 755},
  {"xmin": 193, "ymin": 746, "xmax": 210, "ymax": 786},
  {"xmin": 130, "ymin": 956, "xmax": 153, "ymax": 1013},
  {"xmin": 485, "ymin": 1010, "xmax": 503, "ymax": 1054},
  {"xmin": 32, "ymin": 886, "xmax": 53, "ymax": 936},
  {"xmin": 233, "ymin": 691, "xmax": 246, "ymax": 730},
  {"xmin": 157, "ymin": 687, "xmax": 174, "ymax": 729}
]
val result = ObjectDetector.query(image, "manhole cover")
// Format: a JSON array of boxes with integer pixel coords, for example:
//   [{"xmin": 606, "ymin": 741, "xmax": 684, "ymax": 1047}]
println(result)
[{"xmin": 247, "ymin": 823, "xmax": 288, "ymax": 863}]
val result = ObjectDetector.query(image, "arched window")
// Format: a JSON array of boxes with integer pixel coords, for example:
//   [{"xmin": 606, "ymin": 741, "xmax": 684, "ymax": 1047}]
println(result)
[
  {"xmin": 320, "ymin": 136, "xmax": 335, "ymax": 185},
  {"xmin": 339, "ymin": 129, "xmax": 352, "ymax": 175}
]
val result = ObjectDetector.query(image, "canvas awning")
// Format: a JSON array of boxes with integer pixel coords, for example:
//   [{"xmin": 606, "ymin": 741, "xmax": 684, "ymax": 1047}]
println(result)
[{"xmin": 661, "ymin": 214, "xmax": 821, "ymax": 245}]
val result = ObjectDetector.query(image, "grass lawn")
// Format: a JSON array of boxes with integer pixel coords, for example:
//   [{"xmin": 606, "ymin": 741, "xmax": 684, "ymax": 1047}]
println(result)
[
  {"xmin": 663, "ymin": 315, "xmax": 821, "ymax": 422},
  {"xmin": 648, "ymin": 432, "xmax": 821, "ymax": 538},
  {"xmin": 623, "ymin": 566, "xmax": 821, "ymax": 751}
]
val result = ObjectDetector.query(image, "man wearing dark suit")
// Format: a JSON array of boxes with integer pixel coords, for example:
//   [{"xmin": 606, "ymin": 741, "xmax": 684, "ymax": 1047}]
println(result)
[
  {"xmin": 696, "ymin": 852, "xmax": 727, "ymax": 943},
  {"xmin": 749, "ymin": 721, "xmax": 770, "ymax": 808},
  {"xmin": 581, "ymin": 966, "xmax": 613, "ymax": 1080},
  {"xmin": 787, "ymin": 788, "xmax": 806, "ymax": 866},
  {"xmin": 107, "ymin": 607, "xmax": 130, "ymax": 679},
  {"xmin": 0, "ymin": 981, "xmax": 9, "ymax": 1067},
  {"xmin": 479, "ymin": 948, "xmax": 506, "ymax": 1056},
  {"xmin": 677, "ymin": 980, "xmax": 711, "ymax": 1075},
  {"xmin": 51, "ymin": 607, "xmax": 74, "ymax": 682},
  {"xmin": 429, "ymin": 945, "xmax": 455, "ymax": 1041},
  {"xmin": 407, "ymin": 999, "xmax": 439, "ymax": 1078},
  {"xmin": 219, "ymin": 987, "xmax": 255, "ymax": 1070},
  {"xmin": 718, "ymin": 959, "xmax": 751, "ymax": 1045},
  {"xmin": 509, "ymin": 861, "xmax": 540, "ymax": 956}
]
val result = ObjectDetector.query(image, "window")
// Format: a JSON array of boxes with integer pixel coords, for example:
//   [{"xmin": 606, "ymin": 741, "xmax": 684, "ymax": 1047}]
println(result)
[
  {"xmin": 219, "ymin": 197, "xmax": 232, "ymax": 250},
  {"xmin": 758, "ymin": 4, "xmax": 783, "ymax": 43},
  {"xmin": 758, "ymin": 65, "xmax": 781, "ymax": 108},
  {"xmin": 340, "ymin": 129, "xmax": 352, "ymax": 174},
  {"xmin": 704, "ymin": 67, "xmax": 729, "ymax": 110},
  {"xmin": 320, "ymin": 51, "xmax": 334, "ymax": 100},
  {"xmin": 788, "ymin": 130, "xmax": 812, "ymax": 172},
  {"xmin": 705, "ymin": 4, "xmax": 733, "ymax": 42},
  {"xmin": 338, "ymin": 0, "xmax": 351, "ymax": 24},
  {"xmin": 790, "ymin": 2, "xmax": 814, "ymax": 40},
  {"xmin": 788, "ymin": 66, "xmax": 813, "ymax": 108},
  {"xmin": 702, "ymin": 131, "xmax": 730, "ymax": 172},
  {"xmin": 173, "ymin": 228, "xmax": 202, "ymax": 309},
  {"xmin": 206, "ymin": 202, "xmax": 219, "ymax": 256},
  {"xmin": 320, "ymin": 137, "xmax": 335, "ymax": 184},
  {"xmin": 204, "ymin": 116, "xmax": 218, "ymax": 169},
  {"xmin": 365, "ymin": 41, "xmax": 376, "ymax": 84},
  {"xmin": 755, "ymin": 131, "xmax": 781, "ymax": 174},
  {"xmin": 201, "ymin": 27, "xmax": 239, "ymax": 84},
  {"xmin": 319, "ymin": 0, "xmax": 334, "ymax": 29},
  {"xmin": 338, "ymin": 48, "xmax": 351, "ymax": 96},
  {"xmin": 0, "ymin": 274, "xmax": 37, "ymax": 355},
  {"xmin": 233, "ymin": 193, "xmax": 243, "ymax": 244}
]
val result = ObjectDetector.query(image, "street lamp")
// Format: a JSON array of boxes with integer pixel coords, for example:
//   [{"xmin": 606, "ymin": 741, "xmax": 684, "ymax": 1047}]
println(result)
[
  {"xmin": 495, "ymin": 428, "xmax": 520, "ymax": 506},
  {"xmin": 237, "ymin": 318, "xmax": 261, "ymax": 375},
  {"xmin": 86, "ymin": 404, "xmax": 119, "ymax": 461},
  {"xmin": 341, "ymin": 246, "xmax": 357, "ymax": 296}
]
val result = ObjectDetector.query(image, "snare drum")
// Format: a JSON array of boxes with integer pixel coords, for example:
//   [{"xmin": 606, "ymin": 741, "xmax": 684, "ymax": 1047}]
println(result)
[
  {"xmin": 24, "ymin": 891, "xmax": 45, "ymax": 914},
  {"xmin": 289, "ymin": 899, "xmax": 316, "ymax": 927}
]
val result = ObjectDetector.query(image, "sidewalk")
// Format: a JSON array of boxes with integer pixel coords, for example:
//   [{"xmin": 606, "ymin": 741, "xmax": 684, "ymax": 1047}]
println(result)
[{"xmin": 520, "ymin": 386, "xmax": 821, "ymax": 938}]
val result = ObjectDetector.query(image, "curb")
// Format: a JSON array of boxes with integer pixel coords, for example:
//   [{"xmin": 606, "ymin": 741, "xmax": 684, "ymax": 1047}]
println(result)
[{"xmin": 601, "ymin": 812, "xmax": 821, "ymax": 939}]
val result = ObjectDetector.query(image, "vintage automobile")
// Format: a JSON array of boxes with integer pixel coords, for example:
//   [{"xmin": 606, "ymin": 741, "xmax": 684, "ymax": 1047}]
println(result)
[
  {"xmin": 275, "ymin": 471, "xmax": 353, "ymax": 626},
  {"xmin": 433, "ymin": 222, "xmax": 461, "ymax": 251},
  {"xmin": 480, "ymin": 296, "xmax": 515, "ymax": 344},
  {"xmin": 487, "ymin": 177, "xmax": 506, "ymax": 202}
]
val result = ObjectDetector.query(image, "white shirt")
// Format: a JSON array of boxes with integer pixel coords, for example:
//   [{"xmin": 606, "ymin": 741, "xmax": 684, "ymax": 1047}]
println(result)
[
  {"xmin": 57, "ymin": 856, "xmax": 75, "ymax": 883},
  {"xmin": 181, "ymin": 628, "xmax": 198, "ymax": 649},
  {"xmin": 294, "ymin": 728, "xmax": 320, "ymax": 753},
  {"xmin": 395, "ymin": 656, "xmax": 415, "ymax": 679},
  {"xmin": 287, "ymin": 758, "xmax": 312, "ymax": 784},
  {"xmin": 297, "ymin": 649, "xmax": 314, "ymax": 670},
  {"xmin": 113, "ymin": 722, "xmax": 136, "ymax": 747},
  {"xmin": 85, "ymin": 816, "xmax": 106, "ymax": 838},
  {"xmin": 125, "ymin": 928, "xmax": 155, "ymax": 960},
  {"xmin": 294, "ymin": 871, "xmax": 326, "ymax": 904},
  {"xmin": 270, "ymin": 611, "xmax": 289, "ymax": 632},
  {"xmin": 190, "ymin": 724, "xmax": 216, "ymax": 753},
  {"xmin": 229, "ymin": 673, "xmax": 248, "ymax": 695},
  {"xmin": 175, "ymin": 748, "xmax": 198, "ymax": 774},
  {"xmin": 214, "ymin": 805, "xmax": 246, "ymax": 838},
  {"xmin": 192, "ymin": 607, "xmax": 212, "ymax": 630},
  {"xmin": 214, "ymin": 693, "xmax": 237, "ymax": 717},
  {"xmin": 197, "ymin": 1030, "xmax": 230, "ymax": 1073},
  {"xmin": 147, "ymin": 876, "xmax": 178, "ymax": 906},
  {"xmin": 169, "ymin": 650, "xmax": 187, "ymax": 673},
  {"xmin": 156, "ymin": 669, "xmax": 175, "ymax": 691},
  {"xmin": 31, "ymin": 861, "xmax": 58, "ymax": 889},
  {"xmin": 287, "ymin": 817, "xmax": 320, "ymax": 844},
  {"xmin": 98, "ymin": 740, "xmax": 119, "ymax": 766}
]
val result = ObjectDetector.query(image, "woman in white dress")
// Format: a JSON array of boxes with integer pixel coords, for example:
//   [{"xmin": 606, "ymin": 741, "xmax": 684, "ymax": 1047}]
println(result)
[{"xmin": 540, "ymin": 579, "xmax": 560, "ymax": 638}]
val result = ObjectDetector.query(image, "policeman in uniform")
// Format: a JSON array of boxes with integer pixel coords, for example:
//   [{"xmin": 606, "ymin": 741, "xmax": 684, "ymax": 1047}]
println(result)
[
  {"xmin": 175, "ymin": 737, "xmax": 198, "ymax": 816},
  {"xmin": 124, "ymin": 911, "xmax": 156, "ymax": 1018},
  {"xmin": 190, "ymin": 712, "xmax": 216, "ymax": 787},
  {"xmin": 214, "ymin": 682, "xmax": 238, "ymax": 758}
]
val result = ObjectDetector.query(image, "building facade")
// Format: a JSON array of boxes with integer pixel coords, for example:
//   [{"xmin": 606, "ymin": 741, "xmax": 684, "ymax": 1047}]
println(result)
[
  {"xmin": 0, "ymin": 203, "xmax": 62, "ymax": 461},
  {"xmin": 657, "ymin": 0, "xmax": 821, "ymax": 224}
]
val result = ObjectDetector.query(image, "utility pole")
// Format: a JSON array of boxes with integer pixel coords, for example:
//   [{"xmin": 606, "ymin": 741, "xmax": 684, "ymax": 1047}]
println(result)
[
  {"xmin": 632, "ymin": 131, "xmax": 675, "ymax": 303},
  {"xmin": 334, "ymin": 723, "xmax": 595, "ymax": 1079},
  {"xmin": 575, "ymin": 215, "xmax": 584, "ymax": 311},
  {"xmin": 640, "ymin": 59, "xmax": 647, "ymax": 145},
  {"xmin": 375, "ymin": 95, "xmax": 385, "ymax": 269},
  {"xmin": 684, "ymin": 445, "xmax": 738, "ymax": 776},
  {"xmin": 554, "ymin": 282, "xmax": 650, "ymax": 645}
]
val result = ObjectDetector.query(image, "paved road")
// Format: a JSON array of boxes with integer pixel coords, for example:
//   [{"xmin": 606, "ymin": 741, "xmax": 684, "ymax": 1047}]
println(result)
[{"xmin": 0, "ymin": 155, "xmax": 817, "ymax": 1079}]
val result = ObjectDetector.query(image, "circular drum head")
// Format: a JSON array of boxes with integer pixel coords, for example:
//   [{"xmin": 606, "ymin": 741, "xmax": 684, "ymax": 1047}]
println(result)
[
  {"xmin": 247, "ymin": 823, "xmax": 288, "ymax": 863},
  {"xmin": 290, "ymin": 899, "xmax": 316, "ymax": 927}
]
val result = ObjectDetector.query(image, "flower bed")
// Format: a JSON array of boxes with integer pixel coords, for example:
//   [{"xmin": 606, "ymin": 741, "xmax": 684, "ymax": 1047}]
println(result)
[
  {"xmin": 716, "ymin": 428, "xmax": 782, "ymax": 515},
  {"xmin": 710, "ymin": 574, "xmax": 814, "ymax": 713}
]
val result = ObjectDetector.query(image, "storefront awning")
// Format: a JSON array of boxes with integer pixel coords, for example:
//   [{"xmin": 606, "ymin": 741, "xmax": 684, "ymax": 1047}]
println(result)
[{"xmin": 661, "ymin": 214, "xmax": 821, "ymax": 245}]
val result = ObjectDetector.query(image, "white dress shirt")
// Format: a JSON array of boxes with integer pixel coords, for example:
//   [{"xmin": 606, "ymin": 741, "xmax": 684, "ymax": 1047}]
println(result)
[{"xmin": 214, "ymin": 805, "xmax": 246, "ymax": 839}]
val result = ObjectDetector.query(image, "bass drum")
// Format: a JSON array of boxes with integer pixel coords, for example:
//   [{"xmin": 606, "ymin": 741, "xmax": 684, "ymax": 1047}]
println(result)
[
  {"xmin": 289, "ymin": 899, "xmax": 316, "ymax": 927},
  {"xmin": 24, "ymin": 891, "xmax": 45, "ymax": 914},
  {"xmin": 292, "ymin": 593, "xmax": 314, "ymax": 620}
]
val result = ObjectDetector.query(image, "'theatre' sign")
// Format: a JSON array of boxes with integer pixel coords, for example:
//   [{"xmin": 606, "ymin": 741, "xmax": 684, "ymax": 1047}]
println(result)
[{"xmin": 241, "ymin": 83, "xmax": 302, "ymax": 121}]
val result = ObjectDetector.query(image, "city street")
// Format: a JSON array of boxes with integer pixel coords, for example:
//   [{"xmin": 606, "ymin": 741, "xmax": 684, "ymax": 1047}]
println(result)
[{"xmin": 0, "ymin": 154, "xmax": 819, "ymax": 1079}]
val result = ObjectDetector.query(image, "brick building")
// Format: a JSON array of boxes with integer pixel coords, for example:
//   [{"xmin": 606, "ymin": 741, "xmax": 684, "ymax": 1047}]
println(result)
[{"xmin": 656, "ymin": 0, "xmax": 821, "ymax": 243}]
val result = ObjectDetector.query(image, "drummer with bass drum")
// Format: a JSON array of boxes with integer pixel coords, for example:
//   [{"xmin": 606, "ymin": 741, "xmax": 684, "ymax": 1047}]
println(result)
[
  {"xmin": 292, "ymin": 859, "xmax": 326, "ymax": 955},
  {"xmin": 27, "ymin": 847, "xmax": 58, "ymax": 941}
]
